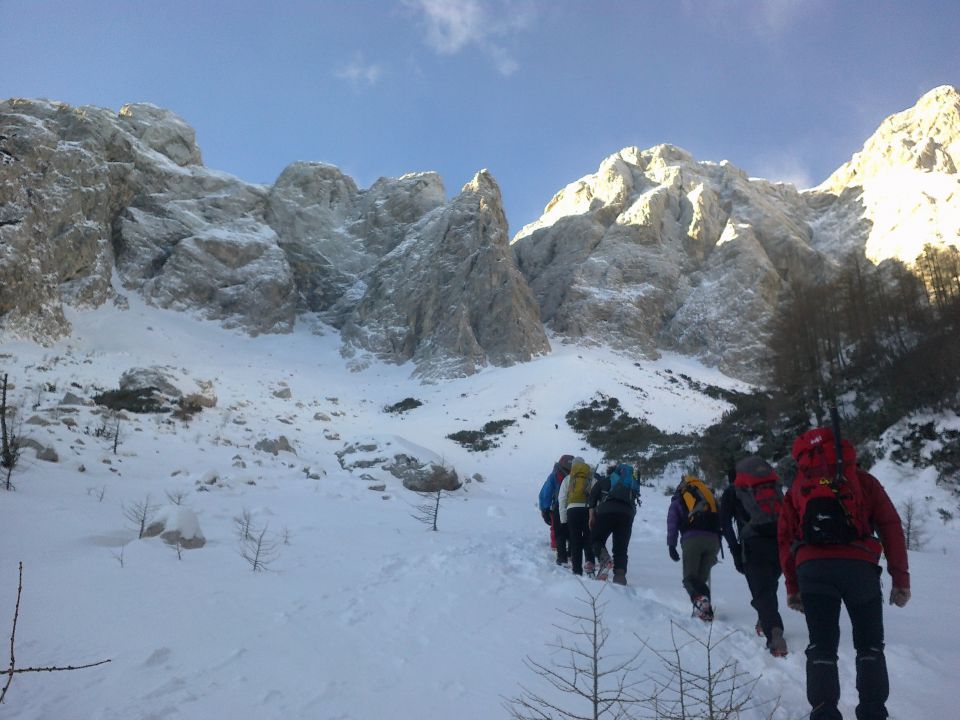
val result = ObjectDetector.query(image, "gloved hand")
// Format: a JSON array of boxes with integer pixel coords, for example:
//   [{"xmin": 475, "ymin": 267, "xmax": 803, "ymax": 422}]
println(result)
[
  {"xmin": 787, "ymin": 593, "xmax": 804, "ymax": 613},
  {"xmin": 540, "ymin": 509, "xmax": 552, "ymax": 526},
  {"xmin": 889, "ymin": 587, "xmax": 911, "ymax": 607},
  {"xmin": 668, "ymin": 546, "xmax": 680, "ymax": 562}
]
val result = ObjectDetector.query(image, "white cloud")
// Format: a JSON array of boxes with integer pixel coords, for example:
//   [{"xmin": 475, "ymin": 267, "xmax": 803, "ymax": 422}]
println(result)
[
  {"xmin": 681, "ymin": 0, "xmax": 817, "ymax": 40},
  {"xmin": 406, "ymin": 0, "xmax": 536, "ymax": 76},
  {"xmin": 750, "ymin": 152, "xmax": 814, "ymax": 189},
  {"xmin": 335, "ymin": 54, "xmax": 384, "ymax": 87},
  {"xmin": 414, "ymin": 0, "xmax": 486, "ymax": 54}
]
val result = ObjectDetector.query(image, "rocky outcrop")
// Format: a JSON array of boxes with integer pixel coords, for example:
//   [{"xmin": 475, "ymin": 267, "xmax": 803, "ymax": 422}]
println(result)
[
  {"xmin": 337, "ymin": 171, "xmax": 550, "ymax": 377},
  {"xmin": 264, "ymin": 163, "xmax": 445, "ymax": 312},
  {"xmin": 513, "ymin": 146, "xmax": 823, "ymax": 377}
]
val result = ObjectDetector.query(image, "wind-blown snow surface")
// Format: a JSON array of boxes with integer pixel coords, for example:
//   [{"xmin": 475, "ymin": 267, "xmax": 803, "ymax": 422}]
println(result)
[{"xmin": 1, "ymin": 295, "xmax": 956, "ymax": 719}]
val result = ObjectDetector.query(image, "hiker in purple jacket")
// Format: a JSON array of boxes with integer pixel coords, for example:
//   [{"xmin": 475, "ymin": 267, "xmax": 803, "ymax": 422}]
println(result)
[{"xmin": 666, "ymin": 476, "xmax": 722, "ymax": 620}]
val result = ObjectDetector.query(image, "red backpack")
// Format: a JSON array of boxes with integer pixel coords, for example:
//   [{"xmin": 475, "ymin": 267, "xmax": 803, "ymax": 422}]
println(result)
[
  {"xmin": 733, "ymin": 456, "xmax": 783, "ymax": 539},
  {"xmin": 791, "ymin": 428, "xmax": 870, "ymax": 545}
]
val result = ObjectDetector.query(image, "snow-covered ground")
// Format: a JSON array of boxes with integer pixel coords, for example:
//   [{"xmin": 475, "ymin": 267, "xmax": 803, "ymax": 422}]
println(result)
[{"xmin": 1, "ymin": 295, "xmax": 956, "ymax": 719}]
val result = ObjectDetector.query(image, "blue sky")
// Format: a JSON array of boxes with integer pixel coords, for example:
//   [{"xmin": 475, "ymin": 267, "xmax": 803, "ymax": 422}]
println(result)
[{"xmin": 2, "ymin": 0, "xmax": 957, "ymax": 233}]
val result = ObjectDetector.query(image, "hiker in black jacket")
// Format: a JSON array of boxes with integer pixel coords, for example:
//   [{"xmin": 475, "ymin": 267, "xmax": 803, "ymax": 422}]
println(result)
[{"xmin": 719, "ymin": 456, "xmax": 787, "ymax": 656}]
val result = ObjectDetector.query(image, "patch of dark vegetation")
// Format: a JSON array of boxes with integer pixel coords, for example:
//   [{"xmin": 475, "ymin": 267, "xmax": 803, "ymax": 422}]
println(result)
[
  {"xmin": 93, "ymin": 387, "xmax": 168, "ymax": 414},
  {"xmin": 384, "ymin": 397, "xmax": 423, "ymax": 414},
  {"xmin": 447, "ymin": 418, "xmax": 516, "ymax": 452},
  {"xmin": 483, "ymin": 419, "xmax": 515, "ymax": 435},
  {"xmin": 565, "ymin": 394, "xmax": 697, "ymax": 480}
]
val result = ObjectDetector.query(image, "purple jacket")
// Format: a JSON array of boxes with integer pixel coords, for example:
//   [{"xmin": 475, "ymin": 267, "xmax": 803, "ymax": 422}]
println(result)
[{"xmin": 666, "ymin": 495, "xmax": 719, "ymax": 548}]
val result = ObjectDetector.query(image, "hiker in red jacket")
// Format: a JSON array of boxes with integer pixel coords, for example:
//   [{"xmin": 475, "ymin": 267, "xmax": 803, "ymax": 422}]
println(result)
[{"xmin": 778, "ymin": 427, "xmax": 910, "ymax": 720}]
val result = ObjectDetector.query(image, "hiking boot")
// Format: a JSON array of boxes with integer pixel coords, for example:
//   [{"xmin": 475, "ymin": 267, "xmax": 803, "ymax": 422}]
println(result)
[
  {"xmin": 612, "ymin": 569, "xmax": 627, "ymax": 585},
  {"xmin": 767, "ymin": 627, "xmax": 788, "ymax": 657},
  {"xmin": 755, "ymin": 621, "xmax": 765, "ymax": 637},
  {"xmin": 693, "ymin": 595, "xmax": 713, "ymax": 622}
]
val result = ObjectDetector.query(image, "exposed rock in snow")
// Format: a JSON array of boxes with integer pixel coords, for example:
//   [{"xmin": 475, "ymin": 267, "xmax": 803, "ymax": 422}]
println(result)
[
  {"xmin": 119, "ymin": 367, "xmax": 184, "ymax": 398},
  {"xmin": 255, "ymin": 436, "xmax": 297, "ymax": 456},
  {"xmin": 144, "ymin": 506, "xmax": 206, "ymax": 548}
]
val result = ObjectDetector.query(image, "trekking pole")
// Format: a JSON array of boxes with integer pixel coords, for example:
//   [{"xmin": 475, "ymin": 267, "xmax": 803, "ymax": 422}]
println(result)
[{"xmin": 829, "ymin": 403, "xmax": 843, "ymax": 483}]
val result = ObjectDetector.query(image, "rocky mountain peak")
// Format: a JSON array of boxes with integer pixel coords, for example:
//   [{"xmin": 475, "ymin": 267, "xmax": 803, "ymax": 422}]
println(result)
[
  {"xmin": 820, "ymin": 84, "xmax": 959, "ymax": 192},
  {"xmin": 813, "ymin": 84, "xmax": 959, "ymax": 265},
  {"xmin": 118, "ymin": 103, "xmax": 203, "ymax": 167}
]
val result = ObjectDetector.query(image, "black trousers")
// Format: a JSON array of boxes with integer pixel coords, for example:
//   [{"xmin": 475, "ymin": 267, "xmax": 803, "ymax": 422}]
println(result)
[
  {"xmin": 566, "ymin": 506, "xmax": 594, "ymax": 574},
  {"xmin": 551, "ymin": 506, "xmax": 569, "ymax": 561},
  {"xmin": 591, "ymin": 511, "xmax": 633, "ymax": 572},
  {"xmin": 798, "ymin": 559, "xmax": 888, "ymax": 720},
  {"xmin": 743, "ymin": 537, "xmax": 784, "ymax": 639}
]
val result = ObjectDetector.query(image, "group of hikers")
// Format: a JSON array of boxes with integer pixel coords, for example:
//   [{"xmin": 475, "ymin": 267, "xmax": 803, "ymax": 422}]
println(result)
[{"xmin": 537, "ymin": 421, "xmax": 911, "ymax": 720}]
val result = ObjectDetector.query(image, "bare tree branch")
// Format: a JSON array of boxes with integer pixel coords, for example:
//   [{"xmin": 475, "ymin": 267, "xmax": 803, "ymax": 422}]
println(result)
[{"xmin": 2, "ymin": 563, "xmax": 111, "ymax": 704}]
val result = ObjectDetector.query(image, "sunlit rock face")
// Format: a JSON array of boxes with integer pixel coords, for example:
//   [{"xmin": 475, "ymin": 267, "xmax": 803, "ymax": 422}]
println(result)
[
  {"xmin": 2, "ymin": 87, "xmax": 956, "ymax": 382},
  {"xmin": 512, "ymin": 145, "xmax": 824, "ymax": 381},
  {"xmin": 816, "ymin": 85, "xmax": 960, "ymax": 265},
  {"xmin": 513, "ymin": 86, "xmax": 959, "ymax": 381}
]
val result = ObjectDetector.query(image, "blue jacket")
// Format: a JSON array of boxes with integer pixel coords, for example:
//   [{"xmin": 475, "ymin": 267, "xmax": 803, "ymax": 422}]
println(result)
[{"xmin": 538, "ymin": 470, "xmax": 562, "ymax": 511}]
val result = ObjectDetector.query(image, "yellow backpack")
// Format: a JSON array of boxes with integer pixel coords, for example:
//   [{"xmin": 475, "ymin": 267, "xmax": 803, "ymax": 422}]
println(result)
[
  {"xmin": 566, "ymin": 461, "xmax": 593, "ymax": 504},
  {"xmin": 678, "ymin": 475, "xmax": 719, "ymax": 532}
]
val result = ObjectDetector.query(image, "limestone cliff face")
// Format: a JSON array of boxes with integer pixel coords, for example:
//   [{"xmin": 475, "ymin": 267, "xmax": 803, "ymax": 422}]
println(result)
[
  {"xmin": 337, "ymin": 171, "xmax": 550, "ymax": 378},
  {"xmin": 2, "ymin": 87, "xmax": 956, "ymax": 382},
  {"xmin": 512, "ymin": 86, "xmax": 959, "ymax": 381},
  {"xmin": 512, "ymin": 146, "xmax": 823, "ymax": 379},
  {"xmin": 0, "ymin": 99, "xmax": 544, "ymax": 377}
]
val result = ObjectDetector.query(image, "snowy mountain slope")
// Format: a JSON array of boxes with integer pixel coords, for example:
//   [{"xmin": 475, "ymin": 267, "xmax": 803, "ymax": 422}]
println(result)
[{"xmin": 0, "ymin": 299, "xmax": 957, "ymax": 720}]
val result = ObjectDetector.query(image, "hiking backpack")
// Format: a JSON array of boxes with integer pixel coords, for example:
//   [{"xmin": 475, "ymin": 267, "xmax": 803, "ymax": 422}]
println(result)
[
  {"xmin": 733, "ymin": 456, "xmax": 783, "ymax": 540},
  {"xmin": 791, "ymin": 427, "xmax": 869, "ymax": 545},
  {"xmin": 550, "ymin": 454, "xmax": 575, "ymax": 509},
  {"xmin": 678, "ymin": 476, "xmax": 720, "ymax": 532},
  {"xmin": 566, "ymin": 459, "xmax": 593, "ymax": 505},
  {"xmin": 604, "ymin": 463, "xmax": 639, "ymax": 505}
]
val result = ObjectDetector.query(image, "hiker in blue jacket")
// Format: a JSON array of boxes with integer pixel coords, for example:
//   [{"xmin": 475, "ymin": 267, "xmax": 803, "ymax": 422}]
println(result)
[{"xmin": 538, "ymin": 454, "xmax": 573, "ymax": 564}]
